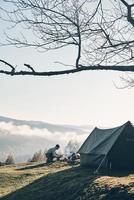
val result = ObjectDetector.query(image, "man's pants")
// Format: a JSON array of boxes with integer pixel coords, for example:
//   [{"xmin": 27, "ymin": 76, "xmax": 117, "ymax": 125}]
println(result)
[{"xmin": 46, "ymin": 153, "xmax": 53, "ymax": 163}]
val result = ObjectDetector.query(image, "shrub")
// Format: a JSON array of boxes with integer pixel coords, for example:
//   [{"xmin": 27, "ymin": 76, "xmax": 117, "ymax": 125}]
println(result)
[
  {"xmin": 5, "ymin": 154, "xmax": 15, "ymax": 165},
  {"xmin": 30, "ymin": 150, "xmax": 44, "ymax": 163}
]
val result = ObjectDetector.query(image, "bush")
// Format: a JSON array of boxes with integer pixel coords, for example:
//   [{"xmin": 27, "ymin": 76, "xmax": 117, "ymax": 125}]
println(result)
[
  {"xmin": 29, "ymin": 150, "xmax": 44, "ymax": 163},
  {"xmin": 5, "ymin": 154, "xmax": 15, "ymax": 165}
]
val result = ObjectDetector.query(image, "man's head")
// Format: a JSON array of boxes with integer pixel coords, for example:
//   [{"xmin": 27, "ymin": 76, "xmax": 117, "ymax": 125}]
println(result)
[{"xmin": 55, "ymin": 144, "xmax": 60, "ymax": 149}]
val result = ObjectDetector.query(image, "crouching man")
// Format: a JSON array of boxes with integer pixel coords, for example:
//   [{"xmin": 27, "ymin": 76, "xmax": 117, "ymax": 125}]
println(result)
[{"xmin": 46, "ymin": 144, "xmax": 60, "ymax": 164}]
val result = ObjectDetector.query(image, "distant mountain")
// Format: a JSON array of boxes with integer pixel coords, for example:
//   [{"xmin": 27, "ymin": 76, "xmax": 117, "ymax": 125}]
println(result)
[
  {"xmin": 0, "ymin": 115, "xmax": 92, "ymax": 134},
  {"xmin": 0, "ymin": 116, "xmax": 93, "ymax": 163}
]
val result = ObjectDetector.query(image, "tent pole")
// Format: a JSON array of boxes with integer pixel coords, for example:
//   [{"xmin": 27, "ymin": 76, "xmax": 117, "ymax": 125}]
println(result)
[{"xmin": 94, "ymin": 155, "xmax": 107, "ymax": 174}]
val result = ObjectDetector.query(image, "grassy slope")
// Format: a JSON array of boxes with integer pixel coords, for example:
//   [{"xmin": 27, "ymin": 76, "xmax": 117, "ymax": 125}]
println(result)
[{"xmin": 0, "ymin": 162, "xmax": 134, "ymax": 200}]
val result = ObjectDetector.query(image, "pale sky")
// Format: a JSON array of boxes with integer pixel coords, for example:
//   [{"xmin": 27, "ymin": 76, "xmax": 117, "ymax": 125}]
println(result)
[
  {"xmin": 0, "ymin": 1, "xmax": 134, "ymax": 127},
  {"xmin": 0, "ymin": 44, "xmax": 134, "ymax": 127}
]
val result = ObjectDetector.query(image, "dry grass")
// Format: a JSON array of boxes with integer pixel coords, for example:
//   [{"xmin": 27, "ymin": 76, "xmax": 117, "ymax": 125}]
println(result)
[
  {"xmin": 0, "ymin": 162, "xmax": 71, "ymax": 198},
  {"xmin": 0, "ymin": 162, "xmax": 134, "ymax": 200}
]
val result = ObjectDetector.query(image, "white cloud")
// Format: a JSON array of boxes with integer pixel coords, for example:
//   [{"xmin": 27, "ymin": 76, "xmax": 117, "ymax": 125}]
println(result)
[{"xmin": 0, "ymin": 122, "xmax": 89, "ymax": 148}]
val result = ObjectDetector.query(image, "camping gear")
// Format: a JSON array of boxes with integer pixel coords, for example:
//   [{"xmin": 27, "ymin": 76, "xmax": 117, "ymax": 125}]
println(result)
[{"xmin": 78, "ymin": 121, "xmax": 134, "ymax": 172}]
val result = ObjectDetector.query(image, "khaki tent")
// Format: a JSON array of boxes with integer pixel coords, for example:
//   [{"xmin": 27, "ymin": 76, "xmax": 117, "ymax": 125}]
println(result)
[{"xmin": 78, "ymin": 121, "xmax": 134, "ymax": 171}]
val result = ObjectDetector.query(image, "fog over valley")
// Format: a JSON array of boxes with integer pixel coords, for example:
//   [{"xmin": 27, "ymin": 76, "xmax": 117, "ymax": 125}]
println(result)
[{"xmin": 0, "ymin": 116, "xmax": 93, "ymax": 163}]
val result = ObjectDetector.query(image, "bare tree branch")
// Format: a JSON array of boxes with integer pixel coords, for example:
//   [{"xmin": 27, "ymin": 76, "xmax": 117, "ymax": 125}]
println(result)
[
  {"xmin": 0, "ymin": 59, "xmax": 15, "ymax": 74},
  {"xmin": 24, "ymin": 64, "xmax": 35, "ymax": 73},
  {"xmin": 0, "ymin": 0, "xmax": 134, "ymax": 83},
  {"xmin": 0, "ymin": 59, "xmax": 134, "ymax": 76},
  {"xmin": 120, "ymin": 0, "xmax": 134, "ymax": 27}
]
